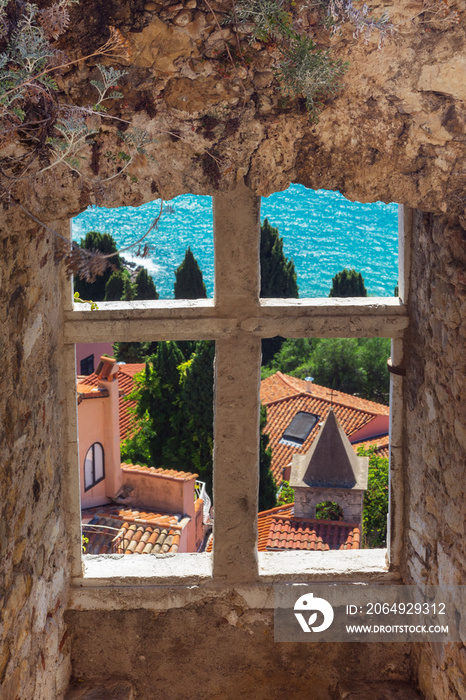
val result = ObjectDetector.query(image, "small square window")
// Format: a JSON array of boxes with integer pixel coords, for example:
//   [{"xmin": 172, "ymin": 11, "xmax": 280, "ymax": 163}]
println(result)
[{"xmin": 80, "ymin": 354, "xmax": 94, "ymax": 375}]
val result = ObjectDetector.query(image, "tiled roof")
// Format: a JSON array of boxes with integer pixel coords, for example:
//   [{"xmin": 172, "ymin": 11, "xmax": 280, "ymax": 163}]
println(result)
[
  {"xmin": 266, "ymin": 515, "xmax": 360, "ymax": 551},
  {"xmin": 121, "ymin": 463, "xmax": 198, "ymax": 481},
  {"xmin": 257, "ymin": 503, "xmax": 294, "ymax": 551},
  {"xmin": 264, "ymin": 390, "xmax": 386, "ymax": 484},
  {"xmin": 78, "ymin": 363, "xmax": 145, "ymax": 441},
  {"xmin": 82, "ymin": 505, "xmax": 187, "ymax": 555},
  {"xmin": 207, "ymin": 503, "xmax": 360, "ymax": 552},
  {"xmin": 76, "ymin": 383, "xmax": 108, "ymax": 402},
  {"xmin": 353, "ymin": 435, "xmax": 390, "ymax": 458},
  {"xmin": 261, "ymin": 372, "xmax": 390, "ymax": 416}
]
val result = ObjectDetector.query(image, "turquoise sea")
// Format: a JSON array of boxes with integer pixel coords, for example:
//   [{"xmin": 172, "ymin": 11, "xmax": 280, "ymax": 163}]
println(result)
[{"xmin": 72, "ymin": 184, "xmax": 398, "ymax": 299}]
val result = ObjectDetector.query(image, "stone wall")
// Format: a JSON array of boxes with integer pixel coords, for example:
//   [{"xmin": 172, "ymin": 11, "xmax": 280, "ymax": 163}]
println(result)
[
  {"xmin": 66, "ymin": 600, "xmax": 415, "ymax": 699},
  {"xmin": 0, "ymin": 212, "xmax": 71, "ymax": 698},
  {"xmin": 404, "ymin": 211, "xmax": 466, "ymax": 700}
]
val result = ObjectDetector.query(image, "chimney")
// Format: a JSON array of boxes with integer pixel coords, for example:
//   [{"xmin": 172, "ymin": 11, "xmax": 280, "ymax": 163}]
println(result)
[
  {"xmin": 96, "ymin": 356, "xmax": 118, "ymax": 381},
  {"xmin": 305, "ymin": 376, "xmax": 314, "ymax": 393},
  {"xmin": 96, "ymin": 356, "xmax": 123, "ymax": 499}
]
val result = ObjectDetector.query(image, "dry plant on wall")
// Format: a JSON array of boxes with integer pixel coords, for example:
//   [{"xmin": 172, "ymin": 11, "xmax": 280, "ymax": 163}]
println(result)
[
  {"xmin": 216, "ymin": 0, "xmax": 395, "ymax": 117},
  {"xmin": 0, "ymin": 0, "xmax": 161, "ymax": 282}
]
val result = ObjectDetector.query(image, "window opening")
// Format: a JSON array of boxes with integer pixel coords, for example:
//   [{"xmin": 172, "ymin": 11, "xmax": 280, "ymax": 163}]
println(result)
[
  {"xmin": 84, "ymin": 443, "xmax": 105, "ymax": 491},
  {"xmin": 72, "ymin": 194, "xmax": 214, "ymax": 300},
  {"xmin": 80, "ymin": 354, "xmax": 94, "ymax": 376},
  {"xmin": 260, "ymin": 184, "xmax": 398, "ymax": 299},
  {"xmin": 260, "ymin": 336, "xmax": 391, "ymax": 553},
  {"xmin": 66, "ymin": 185, "xmax": 407, "ymax": 582},
  {"xmin": 77, "ymin": 341, "xmax": 214, "ymax": 557}
]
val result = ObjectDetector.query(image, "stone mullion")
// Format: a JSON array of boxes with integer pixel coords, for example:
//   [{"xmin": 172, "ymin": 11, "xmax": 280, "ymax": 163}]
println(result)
[
  {"xmin": 57, "ymin": 219, "xmax": 84, "ymax": 579},
  {"xmin": 212, "ymin": 182, "xmax": 261, "ymax": 581}
]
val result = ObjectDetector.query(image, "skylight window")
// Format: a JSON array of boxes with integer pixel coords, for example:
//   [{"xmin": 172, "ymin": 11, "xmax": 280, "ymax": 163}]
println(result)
[{"xmin": 282, "ymin": 412, "xmax": 319, "ymax": 445}]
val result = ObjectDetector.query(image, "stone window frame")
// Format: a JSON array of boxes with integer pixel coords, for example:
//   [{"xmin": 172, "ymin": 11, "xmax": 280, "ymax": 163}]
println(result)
[{"xmin": 62, "ymin": 183, "xmax": 411, "ymax": 611}]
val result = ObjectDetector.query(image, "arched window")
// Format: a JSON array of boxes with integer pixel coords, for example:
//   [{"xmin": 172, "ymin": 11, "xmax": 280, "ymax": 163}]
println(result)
[{"xmin": 84, "ymin": 443, "xmax": 105, "ymax": 491}]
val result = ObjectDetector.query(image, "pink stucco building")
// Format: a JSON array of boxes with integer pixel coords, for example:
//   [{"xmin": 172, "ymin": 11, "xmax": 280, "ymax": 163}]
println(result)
[{"xmin": 77, "ymin": 356, "xmax": 206, "ymax": 554}]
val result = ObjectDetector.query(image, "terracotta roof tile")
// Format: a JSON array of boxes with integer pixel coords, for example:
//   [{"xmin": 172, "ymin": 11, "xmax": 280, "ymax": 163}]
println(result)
[
  {"xmin": 82, "ymin": 504, "xmax": 187, "ymax": 555},
  {"xmin": 206, "ymin": 503, "xmax": 360, "ymax": 552},
  {"xmin": 262, "ymin": 373, "xmax": 389, "ymax": 484},
  {"xmin": 261, "ymin": 372, "xmax": 390, "ymax": 415},
  {"xmin": 257, "ymin": 503, "xmax": 294, "ymax": 551},
  {"xmin": 265, "ymin": 515, "xmax": 360, "ymax": 551},
  {"xmin": 121, "ymin": 463, "xmax": 198, "ymax": 481},
  {"xmin": 78, "ymin": 363, "xmax": 145, "ymax": 441},
  {"xmin": 353, "ymin": 435, "xmax": 390, "ymax": 457}
]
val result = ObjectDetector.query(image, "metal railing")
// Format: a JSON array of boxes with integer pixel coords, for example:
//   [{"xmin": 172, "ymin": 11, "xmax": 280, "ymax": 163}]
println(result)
[{"xmin": 195, "ymin": 480, "xmax": 212, "ymax": 524}]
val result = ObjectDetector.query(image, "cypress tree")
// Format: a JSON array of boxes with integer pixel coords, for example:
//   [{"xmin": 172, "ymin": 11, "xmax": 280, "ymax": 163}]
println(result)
[
  {"xmin": 260, "ymin": 218, "xmax": 299, "ymax": 298},
  {"xmin": 174, "ymin": 247, "xmax": 207, "ymax": 300},
  {"xmin": 260, "ymin": 218, "xmax": 299, "ymax": 365},
  {"xmin": 329, "ymin": 268, "xmax": 367, "ymax": 297},
  {"xmin": 134, "ymin": 268, "xmax": 158, "ymax": 300},
  {"xmin": 104, "ymin": 269, "xmax": 126, "ymax": 301},
  {"xmin": 74, "ymin": 231, "xmax": 122, "ymax": 301},
  {"xmin": 134, "ymin": 341, "xmax": 185, "ymax": 468},
  {"xmin": 114, "ymin": 268, "xmax": 159, "ymax": 361},
  {"xmin": 180, "ymin": 341, "xmax": 215, "ymax": 496},
  {"xmin": 259, "ymin": 405, "xmax": 277, "ymax": 511}
]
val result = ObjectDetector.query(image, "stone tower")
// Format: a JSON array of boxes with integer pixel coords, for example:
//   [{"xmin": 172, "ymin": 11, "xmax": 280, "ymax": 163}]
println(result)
[{"xmin": 289, "ymin": 409, "xmax": 369, "ymax": 530}]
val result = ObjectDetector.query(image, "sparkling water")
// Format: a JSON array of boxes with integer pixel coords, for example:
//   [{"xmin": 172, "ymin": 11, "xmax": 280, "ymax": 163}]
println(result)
[{"xmin": 72, "ymin": 184, "xmax": 398, "ymax": 299}]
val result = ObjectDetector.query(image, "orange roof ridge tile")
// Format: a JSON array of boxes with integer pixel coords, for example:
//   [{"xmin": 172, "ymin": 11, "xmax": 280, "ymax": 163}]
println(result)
[
  {"xmin": 258, "ymin": 503, "xmax": 296, "ymax": 518},
  {"xmin": 261, "ymin": 372, "xmax": 389, "ymax": 416},
  {"xmin": 121, "ymin": 463, "xmax": 199, "ymax": 481}
]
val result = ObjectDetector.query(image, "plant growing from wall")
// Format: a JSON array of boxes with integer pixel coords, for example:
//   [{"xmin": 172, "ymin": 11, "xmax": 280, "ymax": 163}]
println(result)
[
  {"xmin": 0, "ymin": 0, "xmax": 165, "ymax": 282},
  {"xmin": 225, "ymin": 0, "xmax": 393, "ymax": 116}
]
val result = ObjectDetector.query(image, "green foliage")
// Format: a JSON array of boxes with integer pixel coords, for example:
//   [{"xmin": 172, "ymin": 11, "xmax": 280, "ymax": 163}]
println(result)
[
  {"xmin": 260, "ymin": 218, "xmax": 298, "ymax": 365},
  {"xmin": 103, "ymin": 268, "xmax": 135, "ymax": 302},
  {"xmin": 174, "ymin": 247, "xmax": 207, "ymax": 299},
  {"xmin": 262, "ymin": 337, "xmax": 391, "ymax": 404},
  {"xmin": 315, "ymin": 501, "xmax": 344, "ymax": 520},
  {"xmin": 179, "ymin": 341, "xmax": 215, "ymax": 494},
  {"xmin": 277, "ymin": 480, "xmax": 294, "ymax": 506},
  {"xmin": 134, "ymin": 267, "xmax": 158, "ymax": 300},
  {"xmin": 329, "ymin": 268, "xmax": 368, "ymax": 297},
  {"xmin": 74, "ymin": 231, "xmax": 122, "ymax": 301},
  {"xmin": 73, "ymin": 291, "xmax": 98, "ymax": 310},
  {"xmin": 259, "ymin": 405, "xmax": 277, "ymax": 511},
  {"xmin": 113, "ymin": 341, "xmax": 158, "ymax": 363},
  {"xmin": 129, "ymin": 342, "xmax": 185, "ymax": 468},
  {"xmin": 303, "ymin": 338, "xmax": 364, "ymax": 395},
  {"xmin": 120, "ymin": 340, "xmax": 215, "ymax": 495},
  {"xmin": 113, "ymin": 267, "xmax": 158, "ymax": 361},
  {"xmin": 260, "ymin": 218, "xmax": 298, "ymax": 299},
  {"xmin": 261, "ymin": 337, "xmax": 317, "ymax": 379},
  {"xmin": 358, "ymin": 446, "xmax": 389, "ymax": 548}
]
